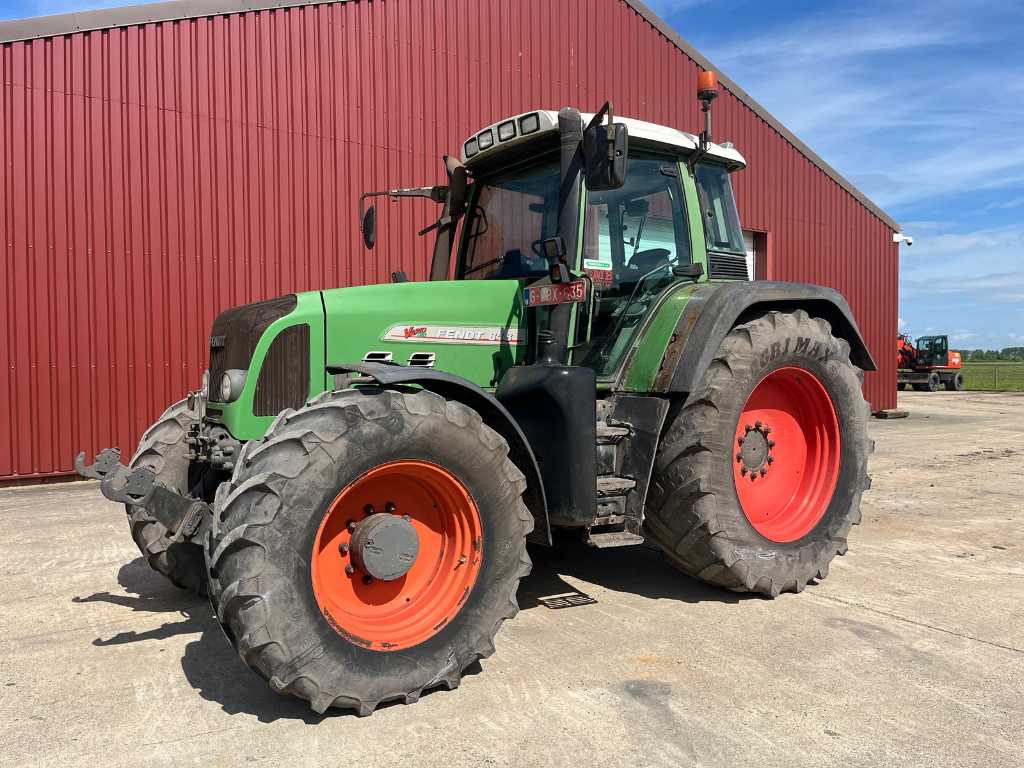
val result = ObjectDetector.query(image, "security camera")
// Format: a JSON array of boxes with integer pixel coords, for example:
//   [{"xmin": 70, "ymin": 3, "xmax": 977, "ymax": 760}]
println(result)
[{"xmin": 893, "ymin": 233, "xmax": 913, "ymax": 246}]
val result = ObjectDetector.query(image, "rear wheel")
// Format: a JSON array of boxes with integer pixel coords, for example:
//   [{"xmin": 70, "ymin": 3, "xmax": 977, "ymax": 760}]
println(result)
[
  {"xmin": 206, "ymin": 388, "xmax": 532, "ymax": 715},
  {"xmin": 127, "ymin": 398, "xmax": 211, "ymax": 595},
  {"xmin": 644, "ymin": 310, "xmax": 872, "ymax": 597}
]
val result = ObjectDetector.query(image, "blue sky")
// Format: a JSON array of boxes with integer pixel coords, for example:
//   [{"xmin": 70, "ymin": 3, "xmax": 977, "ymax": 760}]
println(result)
[
  {"xmin": 650, "ymin": 0, "xmax": 1024, "ymax": 350},
  {"xmin": 2, "ymin": 0, "xmax": 1022, "ymax": 349}
]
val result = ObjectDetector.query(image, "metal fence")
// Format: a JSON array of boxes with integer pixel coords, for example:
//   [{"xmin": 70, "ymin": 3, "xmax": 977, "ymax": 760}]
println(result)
[{"xmin": 962, "ymin": 364, "xmax": 1024, "ymax": 391}]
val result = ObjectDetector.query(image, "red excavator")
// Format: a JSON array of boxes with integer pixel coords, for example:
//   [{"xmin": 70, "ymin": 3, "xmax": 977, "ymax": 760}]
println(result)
[{"xmin": 897, "ymin": 333, "xmax": 964, "ymax": 391}]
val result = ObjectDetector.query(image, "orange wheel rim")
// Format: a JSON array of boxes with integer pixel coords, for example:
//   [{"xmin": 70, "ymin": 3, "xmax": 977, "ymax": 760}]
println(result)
[
  {"xmin": 311, "ymin": 460, "xmax": 483, "ymax": 651},
  {"xmin": 733, "ymin": 366, "xmax": 841, "ymax": 543}
]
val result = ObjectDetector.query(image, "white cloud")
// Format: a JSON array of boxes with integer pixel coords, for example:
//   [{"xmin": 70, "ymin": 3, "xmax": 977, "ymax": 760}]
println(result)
[
  {"xmin": 699, "ymin": 2, "xmax": 1024, "ymax": 211},
  {"xmin": 984, "ymin": 195, "xmax": 1024, "ymax": 212}
]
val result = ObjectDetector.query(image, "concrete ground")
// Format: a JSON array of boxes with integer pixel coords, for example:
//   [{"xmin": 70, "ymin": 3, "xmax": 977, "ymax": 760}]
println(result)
[{"xmin": 1, "ymin": 391, "xmax": 1022, "ymax": 768}]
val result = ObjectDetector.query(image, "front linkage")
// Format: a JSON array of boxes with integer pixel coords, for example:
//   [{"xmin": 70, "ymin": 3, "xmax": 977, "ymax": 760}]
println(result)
[{"xmin": 75, "ymin": 447, "xmax": 211, "ymax": 546}]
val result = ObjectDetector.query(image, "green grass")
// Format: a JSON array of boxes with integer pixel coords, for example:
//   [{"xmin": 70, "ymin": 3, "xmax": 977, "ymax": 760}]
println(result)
[{"xmin": 962, "ymin": 362, "xmax": 1024, "ymax": 391}]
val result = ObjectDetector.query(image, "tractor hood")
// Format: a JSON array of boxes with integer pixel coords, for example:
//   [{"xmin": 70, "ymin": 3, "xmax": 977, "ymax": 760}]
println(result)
[
  {"xmin": 204, "ymin": 279, "xmax": 527, "ymax": 442},
  {"xmin": 319, "ymin": 279, "xmax": 528, "ymax": 390}
]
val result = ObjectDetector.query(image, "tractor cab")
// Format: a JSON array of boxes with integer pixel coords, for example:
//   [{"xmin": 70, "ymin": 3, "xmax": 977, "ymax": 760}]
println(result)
[
  {"xmin": 362, "ymin": 100, "xmax": 749, "ymax": 383},
  {"xmin": 914, "ymin": 335, "xmax": 950, "ymax": 368}
]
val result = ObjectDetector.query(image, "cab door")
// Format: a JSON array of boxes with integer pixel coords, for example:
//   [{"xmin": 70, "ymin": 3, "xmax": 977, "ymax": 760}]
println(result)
[{"xmin": 574, "ymin": 151, "xmax": 694, "ymax": 379}]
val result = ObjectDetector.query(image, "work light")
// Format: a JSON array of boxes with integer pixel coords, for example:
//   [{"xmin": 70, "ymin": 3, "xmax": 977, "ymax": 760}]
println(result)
[
  {"xmin": 518, "ymin": 113, "xmax": 540, "ymax": 134},
  {"xmin": 464, "ymin": 138, "xmax": 479, "ymax": 158},
  {"xmin": 497, "ymin": 120, "xmax": 516, "ymax": 141},
  {"xmin": 477, "ymin": 129, "xmax": 494, "ymax": 150}
]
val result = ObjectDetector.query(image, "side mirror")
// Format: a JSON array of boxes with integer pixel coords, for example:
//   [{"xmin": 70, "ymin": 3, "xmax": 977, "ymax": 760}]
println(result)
[
  {"xmin": 583, "ymin": 121, "xmax": 628, "ymax": 191},
  {"xmin": 448, "ymin": 165, "xmax": 468, "ymax": 217},
  {"xmin": 361, "ymin": 204, "xmax": 376, "ymax": 250}
]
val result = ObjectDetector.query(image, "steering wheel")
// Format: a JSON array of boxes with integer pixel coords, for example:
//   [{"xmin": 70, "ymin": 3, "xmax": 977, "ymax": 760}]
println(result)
[{"xmin": 629, "ymin": 248, "xmax": 672, "ymax": 273}]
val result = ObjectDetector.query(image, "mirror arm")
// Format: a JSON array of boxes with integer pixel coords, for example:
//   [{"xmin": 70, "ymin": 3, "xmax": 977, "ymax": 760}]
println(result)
[{"xmin": 360, "ymin": 185, "xmax": 446, "ymax": 217}]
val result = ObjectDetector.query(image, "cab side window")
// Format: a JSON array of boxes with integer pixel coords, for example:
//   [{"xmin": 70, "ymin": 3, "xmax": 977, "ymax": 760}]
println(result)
[{"xmin": 577, "ymin": 153, "xmax": 691, "ymax": 376}]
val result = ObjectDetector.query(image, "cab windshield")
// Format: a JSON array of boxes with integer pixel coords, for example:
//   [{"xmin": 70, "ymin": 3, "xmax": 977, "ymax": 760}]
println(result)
[{"xmin": 459, "ymin": 158, "xmax": 560, "ymax": 280}]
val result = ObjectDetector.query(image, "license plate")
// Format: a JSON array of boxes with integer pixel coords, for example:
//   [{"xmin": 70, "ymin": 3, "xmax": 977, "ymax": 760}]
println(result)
[{"xmin": 523, "ymin": 280, "xmax": 587, "ymax": 307}]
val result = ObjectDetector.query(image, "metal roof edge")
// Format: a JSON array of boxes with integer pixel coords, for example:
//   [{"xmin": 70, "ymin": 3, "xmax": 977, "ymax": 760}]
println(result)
[
  {"xmin": 621, "ymin": 0, "xmax": 900, "ymax": 232},
  {"xmin": 0, "ymin": 0, "xmax": 900, "ymax": 232},
  {"xmin": 0, "ymin": 0, "xmax": 348, "ymax": 43}
]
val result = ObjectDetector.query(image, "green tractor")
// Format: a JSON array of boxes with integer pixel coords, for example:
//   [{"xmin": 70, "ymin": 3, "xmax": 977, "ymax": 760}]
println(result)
[{"xmin": 76, "ymin": 73, "xmax": 874, "ymax": 715}]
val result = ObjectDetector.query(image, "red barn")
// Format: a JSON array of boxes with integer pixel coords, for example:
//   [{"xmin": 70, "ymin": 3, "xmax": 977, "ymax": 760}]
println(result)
[{"xmin": 0, "ymin": 0, "xmax": 899, "ymax": 483}]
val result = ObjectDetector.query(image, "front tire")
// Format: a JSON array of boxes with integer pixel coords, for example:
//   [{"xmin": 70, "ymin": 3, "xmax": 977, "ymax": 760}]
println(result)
[
  {"xmin": 644, "ymin": 310, "xmax": 873, "ymax": 597},
  {"xmin": 206, "ymin": 388, "xmax": 532, "ymax": 715},
  {"xmin": 127, "ymin": 399, "xmax": 210, "ymax": 595}
]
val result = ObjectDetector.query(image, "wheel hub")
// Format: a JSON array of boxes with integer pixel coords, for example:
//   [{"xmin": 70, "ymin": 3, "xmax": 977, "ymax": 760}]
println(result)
[
  {"xmin": 736, "ymin": 421, "xmax": 775, "ymax": 479},
  {"xmin": 349, "ymin": 511, "xmax": 420, "ymax": 581}
]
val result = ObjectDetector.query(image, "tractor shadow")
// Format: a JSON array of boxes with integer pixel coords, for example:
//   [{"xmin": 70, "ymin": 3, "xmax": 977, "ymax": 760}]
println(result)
[
  {"xmin": 519, "ymin": 538, "xmax": 759, "ymax": 609},
  {"xmin": 73, "ymin": 543, "xmax": 753, "ymax": 723},
  {"xmin": 73, "ymin": 557, "xmax": 478, "ymax": 723}
]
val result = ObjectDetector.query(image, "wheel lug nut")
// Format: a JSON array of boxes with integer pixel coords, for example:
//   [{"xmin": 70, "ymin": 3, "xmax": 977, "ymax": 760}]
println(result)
[
  {"xmin": 385, "ymin": 502, "xmax": 397, "ymax": 514},
  {"xmin": 736, "ymin": 452, "xmax": 743, "ymax": 462},
  {"xmin": 745, "ymin": 424, "xmax": 753, "ymax": 433},
  {"xmin": 363, "ymin": 504, "xmax": 375, "ymax": 516},
  {"xmin": 339, "ymin": 543, "xmax": 349, "ymax": 555},
  {"xmin": 362, "ymin": 575, "xmax": 374, "ymax": 586},
  {"xmin": 767, "ymin": 441, "xmax": 775, "ymax": 449},
  {"xmin": 740, "ymin": 467, "xmax": 748, "ymax": 476},
  {"xmin": 737, "ymin": 437, "xmax": 744, "ymax": 446},
  {"xmin": 767, "ymin": 456, "xmax": 774, "ymax": 464},
  {"xmin": 755, "ymin": 420, "xmax": 762, "ymax": 429},
  {"xmin": 759, "ymin": 467, "xmax": 767, "ymax": 476},
  {"xmin": 347, "ymin": 520, "xmax": 357, "ymax": 532},
  {"xmin": 763, "ymin": 425, "xmax": 772, "ymax": 434},
  {"xmin": 345, "ymin": 564, "xmax": 355, "ymax": 575},
  {"xmin": 750, "ymin": 473, "xmax": 757, "ymax": 482},
  {"xmin": 402, "ymin": 514, "xmax": 411, "ymax": 522}
]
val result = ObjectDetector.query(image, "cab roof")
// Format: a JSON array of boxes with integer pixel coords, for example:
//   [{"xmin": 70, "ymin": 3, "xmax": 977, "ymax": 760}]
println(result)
[{"xmin": 460, "ymin": 109, "xmax": 746, "ymax": 169}]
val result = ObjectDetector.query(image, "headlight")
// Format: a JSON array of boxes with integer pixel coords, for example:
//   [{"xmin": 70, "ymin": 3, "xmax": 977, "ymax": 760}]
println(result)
[
  {"xmin": 200, "ymin": 369, "xmax": 210, "ymax": 398},
  {"xmin": 219, "ymin": 370, "xmax": 247, "ymax": 402}
]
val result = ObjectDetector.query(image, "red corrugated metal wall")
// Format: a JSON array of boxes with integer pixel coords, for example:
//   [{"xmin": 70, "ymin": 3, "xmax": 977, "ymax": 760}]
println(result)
[{"xmin": 0, "ymin": 0, "xmax": 896, "ymax": 482}]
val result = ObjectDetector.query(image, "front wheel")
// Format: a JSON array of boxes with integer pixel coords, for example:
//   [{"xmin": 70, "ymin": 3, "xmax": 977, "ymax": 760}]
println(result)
[
  {"xmin": 127, "ymin": 398, "xmax": 212, "ymax": 595},
  {"xmin": 206, "ymin": 388, "xmax": 532, "ymax": 715},
  {"xmin": 644, "ymin": 310, "xmax": 873, "ymax": 597}
]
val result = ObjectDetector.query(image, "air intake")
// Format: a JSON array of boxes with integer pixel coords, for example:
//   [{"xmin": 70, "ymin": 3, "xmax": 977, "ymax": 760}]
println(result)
[
  {"xmin": 708, "ymin": 252, "xmax": 749, "ymax": 280},
  {"xmin": 253, "ymin": 324, "xmax": 310, "ymax": 416}
]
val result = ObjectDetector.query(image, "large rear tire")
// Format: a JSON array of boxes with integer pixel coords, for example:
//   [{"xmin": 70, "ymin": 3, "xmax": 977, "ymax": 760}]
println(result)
[
  {"xmin": 206, "ymin": 388, "xmax": 532, "ymax": 715},
  {"xmin": 644, "ymin": 310, "xmax": 873, "ymax": 597},
  {"xmin": 127, "ymin": 399, "xmax": 210, "ymax": 595}
]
